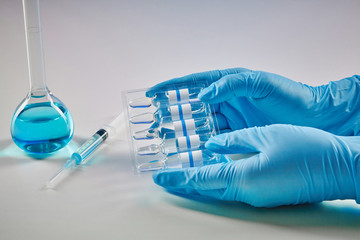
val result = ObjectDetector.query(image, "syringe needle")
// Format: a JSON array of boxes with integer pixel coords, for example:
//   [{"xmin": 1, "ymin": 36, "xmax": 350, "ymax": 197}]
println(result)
[
  {"xmin": 44, "ymin": 159, "xmax": 76, "ymax": 189},
  {"xmin": 43, "ymin": 112, "xmax": 125, "ymax": 190},
  {"xmin": 43, "ymin": 129, "xmax": 107, "ymax": 190}
]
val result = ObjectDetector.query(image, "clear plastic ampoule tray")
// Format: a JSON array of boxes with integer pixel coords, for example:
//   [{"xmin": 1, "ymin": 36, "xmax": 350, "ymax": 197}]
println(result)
[{"xmin": 123, "ymin": 85, "xmax": 222, "ymax": 173}]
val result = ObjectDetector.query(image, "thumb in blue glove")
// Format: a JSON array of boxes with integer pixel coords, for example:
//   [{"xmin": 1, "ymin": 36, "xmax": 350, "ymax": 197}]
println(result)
[
  {"xmin": 198, "ymin": 71, "xmax": 360, "ymax": 136},
  {"xmin": 153, "ymin": 124, "xmax": 360, "ymax": 207}
]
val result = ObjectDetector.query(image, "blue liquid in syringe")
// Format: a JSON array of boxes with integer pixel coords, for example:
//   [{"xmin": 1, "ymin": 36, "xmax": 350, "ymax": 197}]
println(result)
[{"xmin": 11, "ymin": 102, "xmax": 73, "ymax": 153}]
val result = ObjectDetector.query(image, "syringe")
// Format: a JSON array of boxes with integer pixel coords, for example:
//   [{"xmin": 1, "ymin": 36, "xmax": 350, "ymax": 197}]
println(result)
[{"xmin": 44, "ymin": 113, "xmax": 123, "ymax": 189}]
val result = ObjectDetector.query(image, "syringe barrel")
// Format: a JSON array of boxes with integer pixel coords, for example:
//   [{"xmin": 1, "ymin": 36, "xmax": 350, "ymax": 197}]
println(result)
[
  {"xmin": 71, "ymin": 129, "xmax": 108, "ymax": 164},
  {"xmin": 102, "ymin": 112, "xmax": 125, "ymax": 137}
]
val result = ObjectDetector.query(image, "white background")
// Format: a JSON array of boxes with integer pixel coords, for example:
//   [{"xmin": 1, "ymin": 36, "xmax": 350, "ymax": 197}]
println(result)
[{"xmin": 0, "ymin": 0, "xmax": 360, "ymax": 239}]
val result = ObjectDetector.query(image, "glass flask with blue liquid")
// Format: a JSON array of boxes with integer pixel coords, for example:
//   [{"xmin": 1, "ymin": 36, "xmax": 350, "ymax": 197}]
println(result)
[{"xmin": 10, "ymin": 0, "xmax": 74, "ymax": 154}]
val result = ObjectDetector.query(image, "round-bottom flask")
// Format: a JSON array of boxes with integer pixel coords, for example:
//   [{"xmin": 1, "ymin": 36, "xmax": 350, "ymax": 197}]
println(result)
[
  {"xmin": 10, "ymin": 91, "xmax": 74, "ymax": 154},
  {"xmin": 12, "ymin": 0, "xmax": 74, "ymax": 154}
]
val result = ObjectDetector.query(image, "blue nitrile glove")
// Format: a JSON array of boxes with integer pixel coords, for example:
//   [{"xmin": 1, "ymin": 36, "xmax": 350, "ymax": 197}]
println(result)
[
  {"xmin": 153, "ymin": 124, "xmax": 360, "ymax": 207},
  {"xmin": 147, "ymin": 69, "xmax": 360, "ymax": 136}
]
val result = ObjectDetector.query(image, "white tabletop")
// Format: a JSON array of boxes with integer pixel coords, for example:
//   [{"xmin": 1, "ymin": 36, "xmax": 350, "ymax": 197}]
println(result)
[{"xmin": 1, "ymin": 0, "xmax": 360, "ymax": 239}]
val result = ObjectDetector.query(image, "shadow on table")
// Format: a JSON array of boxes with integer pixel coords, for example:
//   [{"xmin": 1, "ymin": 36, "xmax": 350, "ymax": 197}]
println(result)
[
  {"xmin": 0, "ymin": 137, "xmax": 87, "ymax": 165},
  {"xmin": 164, "ymin": 190, "xmax": 360, "ymax": 227}
]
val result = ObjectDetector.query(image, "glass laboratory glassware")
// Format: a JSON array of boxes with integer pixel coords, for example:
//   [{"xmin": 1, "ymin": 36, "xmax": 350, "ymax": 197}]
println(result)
[
  {"xmin": 10, "ymin": 0, "xmax": 74, "ymax": 154},
  {"xmin": 137, "ymin": 132, "xmax": 212, "ymax": 156},
  {"xmin": 137, "ymin": 149, "xmax": 220, "ymax": 171},
  {"xmin": 128, "ymin": 87, "xmax": 204, "ymax": 108},
  {"xmin": 133, "ymin": 117, "xmax": 214, "ymax": 140},
  {"xmin": 129, "ymin": 101, "xmax": 209, "ymax": 124}
]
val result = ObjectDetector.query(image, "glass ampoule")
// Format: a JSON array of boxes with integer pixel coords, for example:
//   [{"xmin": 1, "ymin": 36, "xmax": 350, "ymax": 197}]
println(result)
[
  {"xmin": 128, "ymin": 87, "xmax": 203, "ymax": 108},
  {"xmin": 137, "ymin": 149, "xmax": 220, "ymax": 171},
  {"xmin": 133, "ymin": 117, "xmax": 215, "ymax": 140},
  {"xmin": 129, "ymin": 101, "xmax": 209, "ymax": 124},
  {"xmin": 137, "ymin": 132, "xmax": 212, "ymax": 156},
  {"xmin": 10, "ymin": 0, "xmax": 74, "ymax": 154}
]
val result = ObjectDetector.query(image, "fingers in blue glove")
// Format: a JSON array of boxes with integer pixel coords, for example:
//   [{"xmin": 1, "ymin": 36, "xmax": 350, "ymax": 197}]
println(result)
[
  {"xmin": 198, "ymin": 71, "xmax": 309, "ymax": 104},
  {"xmin": 153, "ymin": 155, "xmax": 261, "ymax": 201},
  {"xmin": 153, "ymin": 162, "xmax": 233, "ymax": 199},
  {"xmin": 146, "ymin": 68, "xmax": 249, "ymax": 98},
  {"xmin": 154, "ymin": 125, "xmax": 360, "ymax": 207},
  {"xmin": 212, "ymin": 112, "xmax": 230, "ymax": 131},
  {"xmin": 205, "ymin": 128, "xmax": 264, "ymax": 154}
]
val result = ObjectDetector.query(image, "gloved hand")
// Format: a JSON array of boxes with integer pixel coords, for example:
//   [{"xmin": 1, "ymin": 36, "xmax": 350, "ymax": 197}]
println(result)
[
  {"xmin": 147, "ymin": 69, "xmax": 360, "ymax": 136},
  {"xmin": 153, "ymin": 124, "xmax": 360, "ymax": 207}
]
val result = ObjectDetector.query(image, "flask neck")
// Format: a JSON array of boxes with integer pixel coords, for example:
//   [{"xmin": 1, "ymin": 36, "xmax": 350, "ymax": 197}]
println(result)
[
  {"xmin": 23, "ymin": 0, "xmax": 48, "ymax": 96},
  {"xmin": 29, "ymin": 87, "xmax": 50, "ymax": 98}
]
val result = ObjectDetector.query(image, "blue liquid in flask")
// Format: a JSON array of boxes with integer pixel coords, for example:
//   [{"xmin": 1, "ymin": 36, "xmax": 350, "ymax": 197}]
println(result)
[
  {"xmin": 12, "ymin": 0, "xmax": 74, "ymax": 154},
  {"xmin": 11, "ymin": 101, "xmax": 74, "ymax": 154}
]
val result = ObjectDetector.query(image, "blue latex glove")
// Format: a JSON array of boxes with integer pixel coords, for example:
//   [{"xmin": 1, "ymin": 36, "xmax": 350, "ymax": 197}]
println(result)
[
  {"xmin": 147, "ymin": 69, "xmax": 360, "ymax": 136},
  {"xmin": 153, "ymin": 124, "xmax": 360, "ymax": 207}
]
